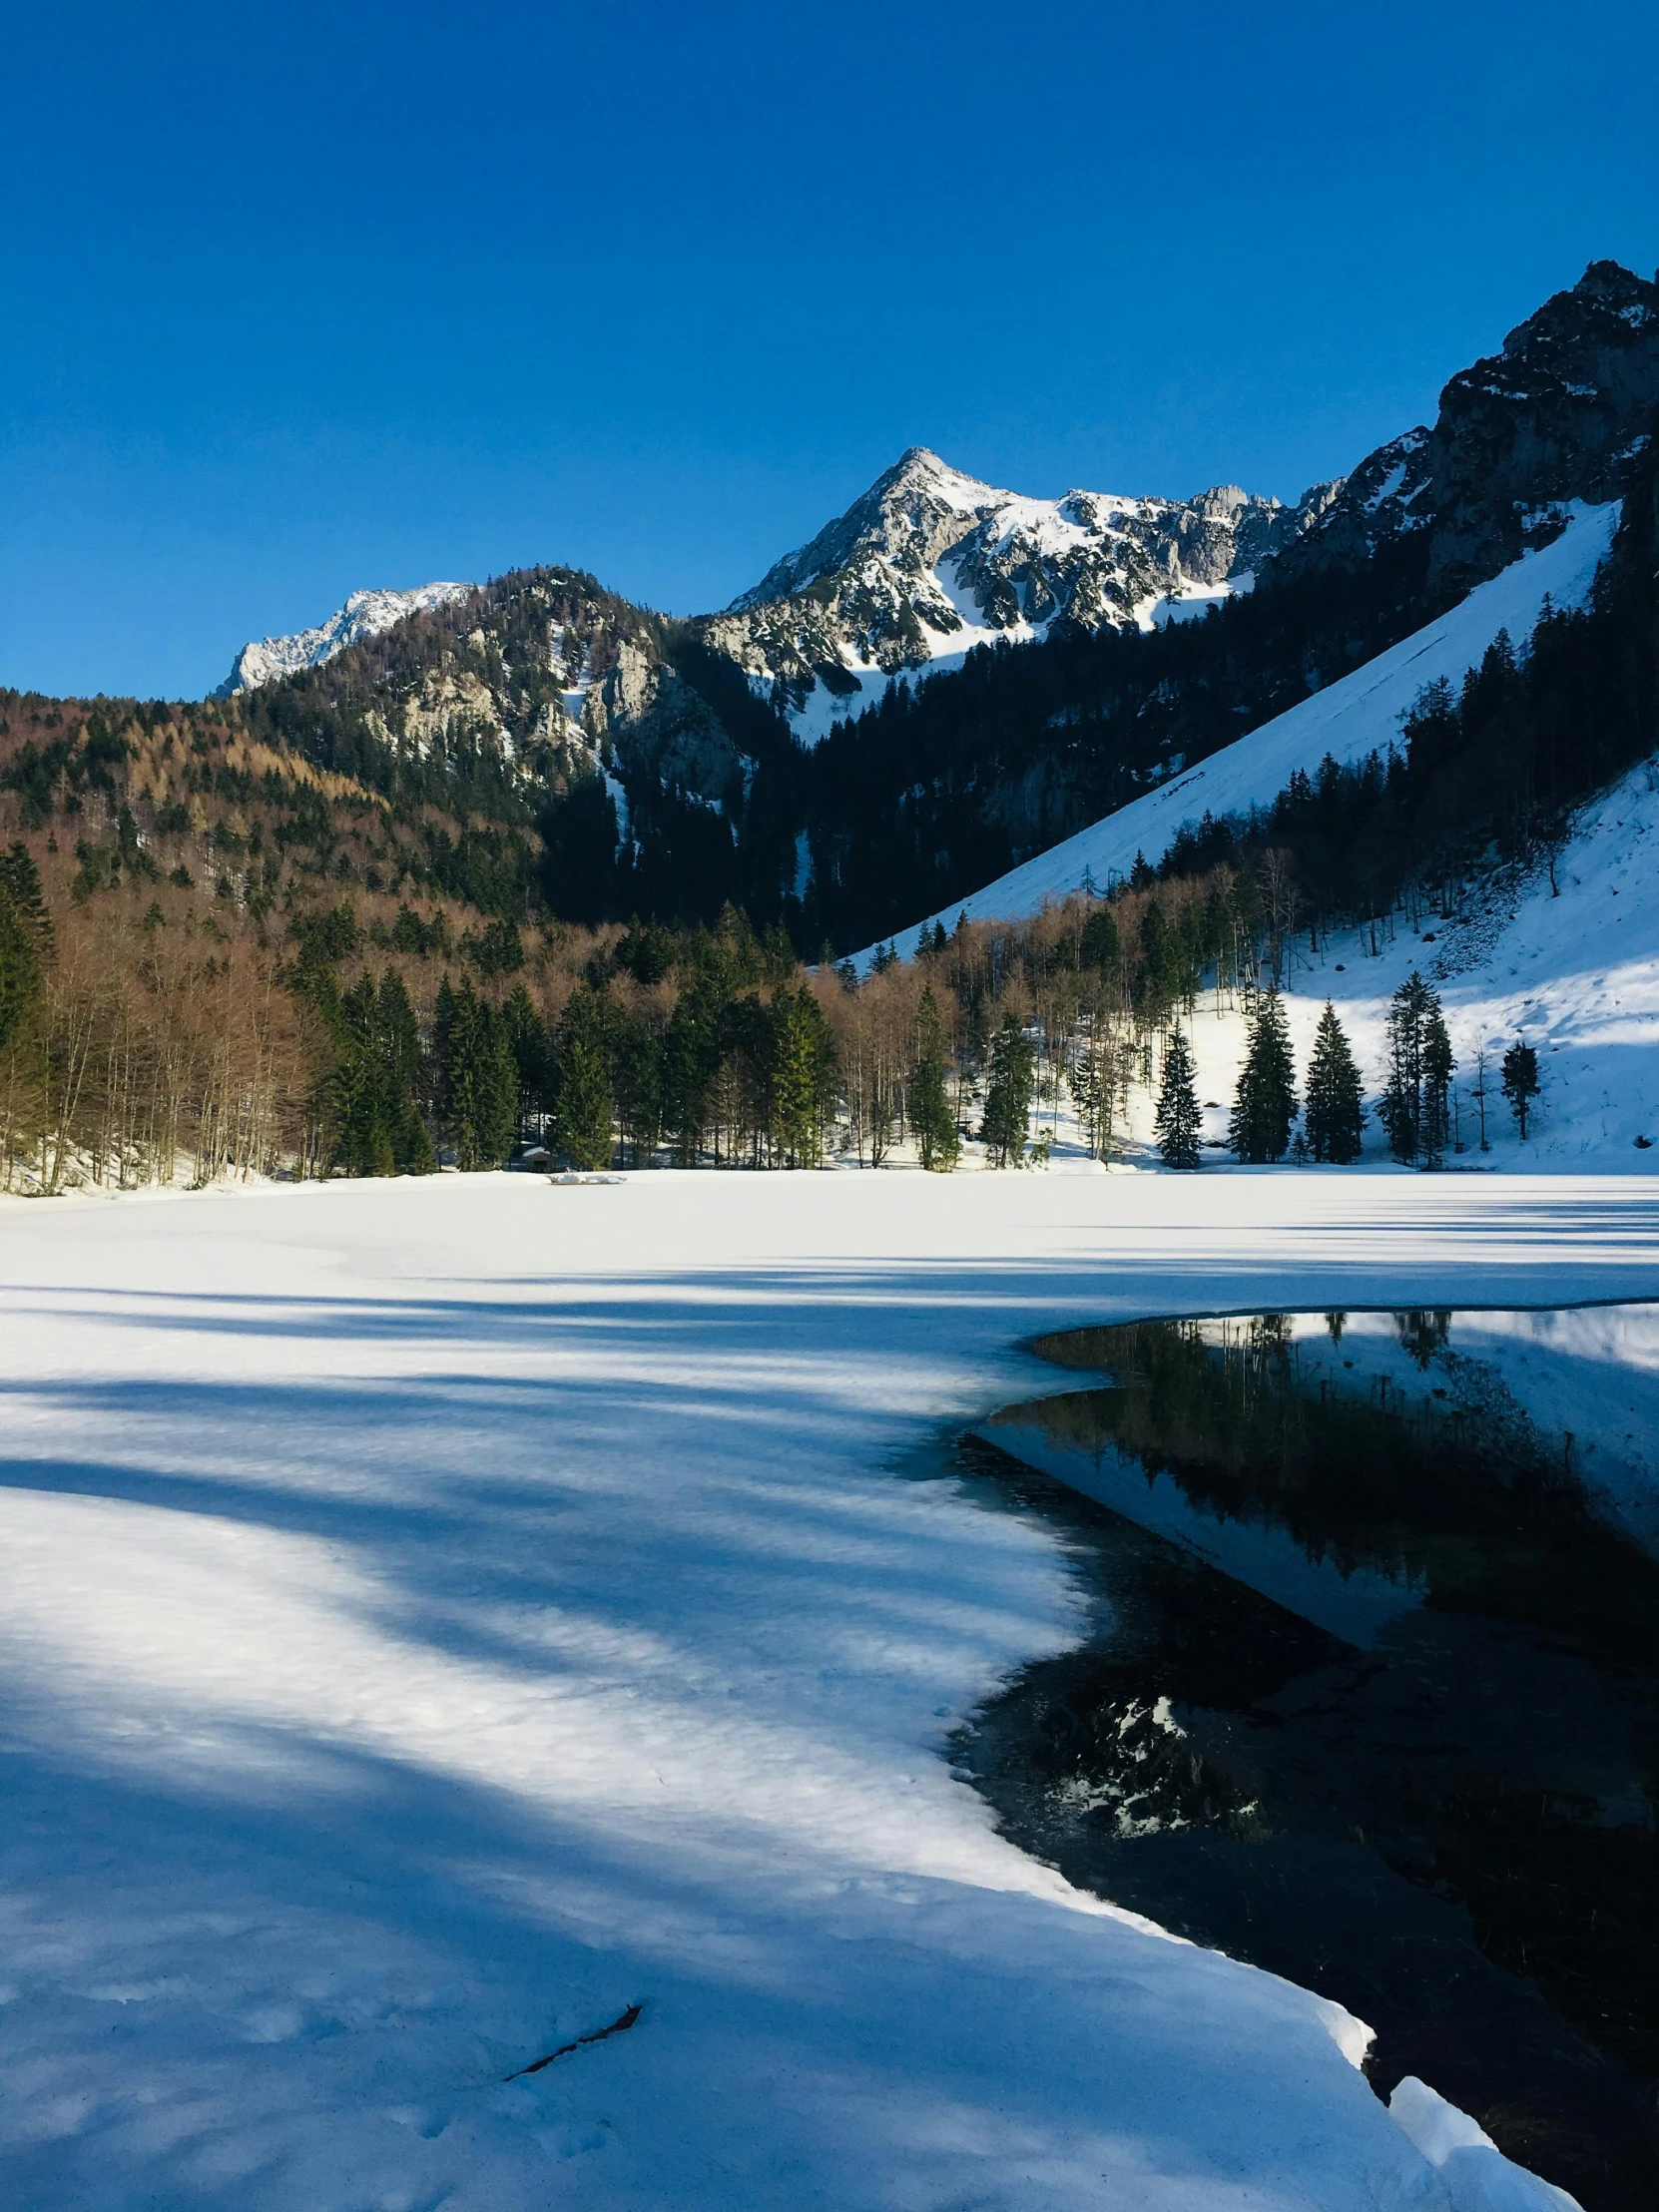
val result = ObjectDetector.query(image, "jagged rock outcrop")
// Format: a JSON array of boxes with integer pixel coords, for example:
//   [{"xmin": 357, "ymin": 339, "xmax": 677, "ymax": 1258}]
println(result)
[{"xmin": 1268, "ymin": 262, "xmax": 1659, "ymax": 598}]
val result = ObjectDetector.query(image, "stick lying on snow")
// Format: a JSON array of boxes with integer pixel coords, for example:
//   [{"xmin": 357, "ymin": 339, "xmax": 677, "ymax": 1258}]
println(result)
[{"xmin": 504, "ymin": 2003, "xmax": 643, "ymax": 2080}]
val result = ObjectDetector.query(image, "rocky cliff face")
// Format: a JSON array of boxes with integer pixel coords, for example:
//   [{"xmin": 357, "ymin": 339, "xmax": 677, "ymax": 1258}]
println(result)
[
  {"xmin": 700, "ymin": 448, "xmax": 1337, "ymax": 744},
  {"xmin": 1269, "ymin": 262, "xmax": 1659, "ymax": 599},
  {"xmin": 1427, "ymin": 259, "xmax": 1659, "ymax": 589},
  {"xmin": 235, "ymin": 568, "xmax": 757, "ymax": 836}
]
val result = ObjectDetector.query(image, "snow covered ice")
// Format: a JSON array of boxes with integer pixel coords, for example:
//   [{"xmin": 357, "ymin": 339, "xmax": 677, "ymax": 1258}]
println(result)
[{"xmin": 3, "ymin": 1169, "xmax": 1642, "ymax": 2208}]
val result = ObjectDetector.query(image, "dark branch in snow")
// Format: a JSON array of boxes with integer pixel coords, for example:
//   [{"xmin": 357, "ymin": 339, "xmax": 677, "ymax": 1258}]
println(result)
[{"xmin": 504, "ymin": 2002, "xmax": 643, "ymax": 2080}]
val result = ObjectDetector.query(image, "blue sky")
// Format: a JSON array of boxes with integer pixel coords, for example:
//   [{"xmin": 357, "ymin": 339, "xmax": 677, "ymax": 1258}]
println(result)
[{"xmin": 3, "ymin": 0, "xmax": 1655, "ymax": 700}]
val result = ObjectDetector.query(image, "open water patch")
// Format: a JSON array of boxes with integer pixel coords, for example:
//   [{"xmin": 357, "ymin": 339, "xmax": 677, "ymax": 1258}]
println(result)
[{"xmin": 955, "ymin": 1304, "xmax": 1659, "ymax": 2212}]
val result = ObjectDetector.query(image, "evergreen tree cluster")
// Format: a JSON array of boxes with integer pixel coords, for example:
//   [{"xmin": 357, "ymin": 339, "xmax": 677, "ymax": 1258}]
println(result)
[{"xmin": 1380, "ymin": 971, "xmax": 1456, "ymax": 1166}]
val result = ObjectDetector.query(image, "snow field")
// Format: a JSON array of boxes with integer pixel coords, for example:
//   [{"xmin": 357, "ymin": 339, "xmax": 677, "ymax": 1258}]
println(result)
[{"xmin": 3, "ymin": 1170, "xmax": 1648, "ymax": 2209}]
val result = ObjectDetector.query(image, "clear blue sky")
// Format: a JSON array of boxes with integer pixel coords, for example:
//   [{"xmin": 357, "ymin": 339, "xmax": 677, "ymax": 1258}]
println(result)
[{"xmin": 3, "ymin": 0, "xmax": 1655, "ymax": 700}]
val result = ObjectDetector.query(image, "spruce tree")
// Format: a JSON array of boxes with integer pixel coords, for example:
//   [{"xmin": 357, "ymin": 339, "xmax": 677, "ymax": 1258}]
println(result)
[
  {"xmin": 1229, "ymin": 988, "xmax": 1299, "ymax": 1162},
  {"xmin": 329, "ymin": 973, "xmax": 430, "ymax": 1178},
  {"xmin": 1304, "ymin": 1002, "xmax": 1366, "ymax": 1163},
  {"xmin": 771, "ymin": 984, "xmax": 837, "ymax": 1167},
  {"xmin": 552, "ymin": 986, "xmax": 615, "ymax": 1170},
  {"xmin": 662, "ymin": 968, "xmax": 725, "ymax": 1166},
  {"xmin": 502, "ymin": 982, "xmax": 552, "ymax": 1131},
  {"xmin": 1155, "ymin": 1028, "xmax": 1202, "ymax": 1170},
  {"xmin": 1079, "ymin": 905, "xmax": 1120, "ymax": 975},
  {"xmin": 1068, "ymin": 1021, "xmax": 1121, "ymax": 1160},
  {"xmin": 1421, "ymin": 1005, "xmax": 1455, "ymax": 1167},
  {"xmin": 0, "ymin": 843, "xmax": 54, "ymax": 961},
  {"xmin": 909, "ymin": 985, "xmax": 959, "ymax": 1171},
  {"xmin": 1378, "ymin": 973, "xmax": 1457, "ymax": 1167},
  {"xmin": 0, "ymin": 876, "xmax": 45, "ymax": 1063},
  {"xmin": 979, "ymin": 1014, "xmax": 1036, "ymax": 1167},
  {"xmin": 1501, "ymin": 1039, "xmax": 1540, "ymax": 1139}
]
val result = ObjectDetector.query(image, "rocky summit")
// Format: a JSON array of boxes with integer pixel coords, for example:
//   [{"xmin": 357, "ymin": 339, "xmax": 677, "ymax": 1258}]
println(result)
[{"xmin": 704, "ymin": 446, "xmax": 1338, "ymax": 744}]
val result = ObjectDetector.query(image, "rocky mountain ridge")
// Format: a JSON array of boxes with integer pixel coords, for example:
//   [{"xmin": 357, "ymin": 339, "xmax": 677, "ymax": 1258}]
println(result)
[
  {"xmin": 704, "ymin": 447, "xmax": 1339, "ymax": 744},
  {"xmin": 198, "ymin": 259, "xmax": 1659, "ymax": 951},
  {"xmin": 215, "ymin": 581, "xmax": 477, "ymax": 697}
]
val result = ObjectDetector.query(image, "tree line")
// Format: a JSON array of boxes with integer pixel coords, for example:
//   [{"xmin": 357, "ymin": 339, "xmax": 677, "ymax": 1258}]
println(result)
[
  {"xmin": 1152, "ymin": 972, "xmax": 1541, "ymax": 1171},
  {"xmin": 0, "ymin": 811, "xmax": 1552, "ymax": 1193}
]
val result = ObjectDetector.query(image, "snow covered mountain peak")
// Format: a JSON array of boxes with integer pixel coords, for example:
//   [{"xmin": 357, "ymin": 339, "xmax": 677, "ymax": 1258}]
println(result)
[
  {"xmin": 710, "ymin": 451, "xmax": 1339, "ymax": 745},
  {"xmin": 213, "ymin": 581, "xmax": 476, "ymax": 697}
]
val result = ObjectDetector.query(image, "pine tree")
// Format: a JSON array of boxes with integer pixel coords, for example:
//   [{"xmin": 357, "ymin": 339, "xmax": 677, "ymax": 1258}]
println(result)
[
  {"xmin": 908, "ymin": 985, "xmax": 958, "ymax": 1171},
  {"xmin": 552, "ymin": 986, "xmax": 614, "ymax": 1170},
  {"xmin": 1229, "ymin": 988, "xmax": 1299, "ymax": 1162},
  {"xmin": 771, "ymin": 984, "xmax": 837, "ymax": 1167},
  {"xmin": 1501, "ymin": 1039, "xmax": 1540, "ymax": 1139},
  {"xmin": 1380, "ymin": 970, "xmax": 1448, "ymax": 1165},
  {"xmin": 1304, "ymin": 1002, "xmax": 1366, "ymax": 1162},
  {"xmin": 979, "ymin": 1014, "xmax": 1036, "ymax": 1167},
  {"xmin": 1421, "ymin": 1004, "xmax": 1455, "ymax": 1167},
  {"xmin": 1155, "ymin": 1028, "xmax": 1202, "ymax": 1170}
]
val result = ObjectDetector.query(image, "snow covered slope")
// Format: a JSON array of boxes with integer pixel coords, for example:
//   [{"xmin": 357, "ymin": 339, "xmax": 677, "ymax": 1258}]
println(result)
[
  {"xmin": 214, "ymin": 581, "xmax": 476, "ymax": 696},
  {"xmin": 1244, "ymin": 747, "xmax": 1659, "ymax": 1173},
  {"xmin": 0, "ymin": 1170, "xmax": 1617, "ymax": 2210},
  {"xmin": 704, "ymin": 447, "xmax": 1336, "ymax": 746},
  {"xmin": 853, "ymin": 498, "xmax": 1621, "ymax": 963},
  {"xmin": 1025, "ymin": 753, "xmax": 1659, "ymax": 1178}
]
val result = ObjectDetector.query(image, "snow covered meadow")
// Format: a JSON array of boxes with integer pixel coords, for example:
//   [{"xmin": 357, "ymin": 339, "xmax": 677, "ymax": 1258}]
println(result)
[{"xmin": 5, "ymin": 1167, "xmax": 1651, "ymax": 2209}]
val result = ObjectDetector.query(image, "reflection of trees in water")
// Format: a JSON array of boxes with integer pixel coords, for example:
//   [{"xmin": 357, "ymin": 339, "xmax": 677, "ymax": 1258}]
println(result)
[
  {"xmin": 1394, "ymin": 1308, "xmax": 1451, "ymax": 1366},
  {"xmin": 1012, "ymin": 1318, "xmax": 1659, "ymax": 1668}
]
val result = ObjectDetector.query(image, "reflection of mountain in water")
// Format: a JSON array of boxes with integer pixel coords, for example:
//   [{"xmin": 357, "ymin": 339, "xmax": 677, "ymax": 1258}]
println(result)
[{"xmin": 962, "ymin": 1304, "xmax": 1659, "ymax": 2212}]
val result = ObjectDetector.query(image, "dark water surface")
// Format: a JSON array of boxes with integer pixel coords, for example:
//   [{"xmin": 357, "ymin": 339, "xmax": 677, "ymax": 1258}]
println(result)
[{"xmin": 956, "ymin": 1305, "xmax": 1659, "ymax": 2212}]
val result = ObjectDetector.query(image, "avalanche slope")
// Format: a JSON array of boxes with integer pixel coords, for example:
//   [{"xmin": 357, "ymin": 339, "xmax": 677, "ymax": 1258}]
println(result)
[{"xmin": 853, "ymin": 499, "xmax": 1620, "ymax": 963}]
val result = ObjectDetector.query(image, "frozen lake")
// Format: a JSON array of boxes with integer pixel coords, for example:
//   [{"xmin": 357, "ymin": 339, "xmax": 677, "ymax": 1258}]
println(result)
[{"xmin": 3, "ymin": 1170, "xmax": 1652, "ymax": 2210}]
